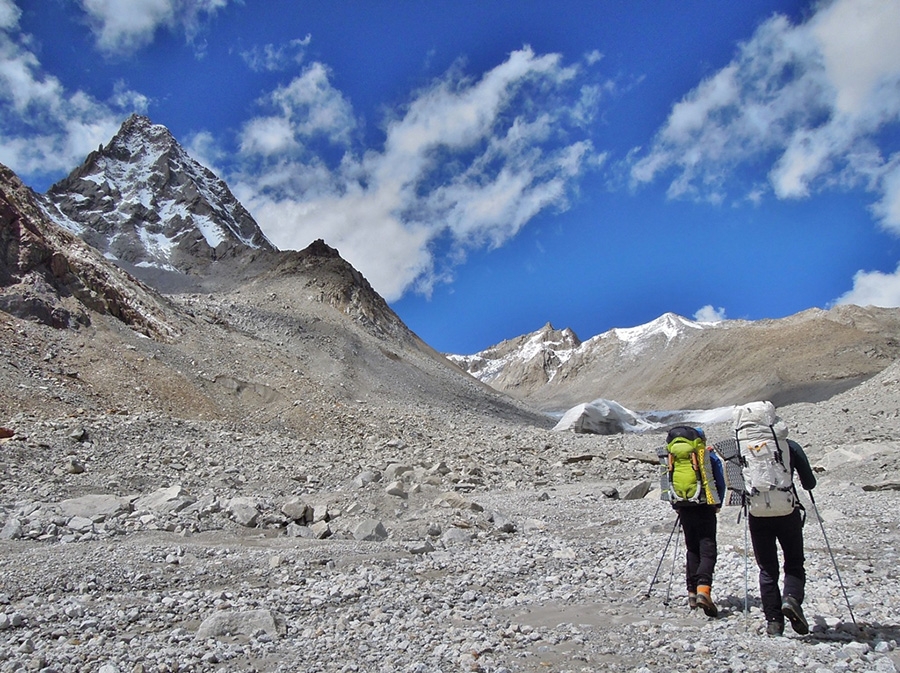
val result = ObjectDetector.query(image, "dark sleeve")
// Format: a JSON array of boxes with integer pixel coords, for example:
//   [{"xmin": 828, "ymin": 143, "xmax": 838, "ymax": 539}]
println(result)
[
  {"xmin": 788, "ymin": 439, "xmax": 817, "ymax": 490},
  {"xmin": 711, "ymin": 452, "xmax": 727, "ymax": 501}
]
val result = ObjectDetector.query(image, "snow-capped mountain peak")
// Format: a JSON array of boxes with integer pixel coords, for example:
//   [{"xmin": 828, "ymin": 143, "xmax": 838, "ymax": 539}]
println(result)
[
  {"xmin": 40, "ymin": 114, "xmax": 274, "ymax": 281},
  {"xmin": 446, "ymin": 322, "xmax": 580, "ymax": 384},
  {"xmin": 449, "ymin": 312, "xmax": 730, "ymax": 407},
  {"xmin": 610, "ymin": 312, "xmax": 709, "ymax": 346},
  {"xmin": 518, "ymin": 323, "xmax": 581, "ymax": 361}
]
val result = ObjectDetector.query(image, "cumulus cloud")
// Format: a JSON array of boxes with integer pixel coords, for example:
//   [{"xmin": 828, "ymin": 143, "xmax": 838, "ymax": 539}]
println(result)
[
  {"xmin": 833, "ymin": 263, "xmax": 900, "ymax": 309},
  {"xmin": 234, "ymin": 46, "xmax": 601, "ymax": 301},
  {"xmin": 237, "ymin": 62, "xmax": 357, "ymax": 161},
  {"xmin": 79, "ymin": 0, "xmax": 230, "ymax": 56},
  {"xmin": 0, "ymin": 6, "xmax": 136, "ymax": 179},
  {"xmin": 629, "ymin": 0, "xmax": 900, "ymax": 233},
  {"xmin": 694, "ymin": 305, "xmax": 727, "ymax": 323}
]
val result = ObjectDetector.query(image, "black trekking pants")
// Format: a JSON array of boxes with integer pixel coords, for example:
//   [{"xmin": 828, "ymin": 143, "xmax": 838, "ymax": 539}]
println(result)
[
  {"xmin": 748, "ymin": 508, "xmax": 806, "ymax": 622},
  {"xmin": 678, "ymin": 505, "xmax": 718, "ymax": 592}
]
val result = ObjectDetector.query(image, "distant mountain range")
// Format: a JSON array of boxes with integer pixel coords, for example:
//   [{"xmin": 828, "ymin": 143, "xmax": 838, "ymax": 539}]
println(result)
[
  {"xmin": 448, "ymin": 308, "xmax": 900, "ymax": 412},
  {"xmin": 2, "ymin": 113, "xmax": 899, "ymax": 426}
]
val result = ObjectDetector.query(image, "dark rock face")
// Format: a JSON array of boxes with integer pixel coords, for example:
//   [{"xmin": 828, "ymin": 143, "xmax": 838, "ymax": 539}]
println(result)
[{"xmin": 0, "ymin": 162, "xmax": 177, "ymax": 338}]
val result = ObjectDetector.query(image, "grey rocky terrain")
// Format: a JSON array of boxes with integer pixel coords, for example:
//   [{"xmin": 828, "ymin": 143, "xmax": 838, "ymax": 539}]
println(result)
[
  {"xmin": 2, "ymin": 118, "xmax": 899, "ymax": 672},
  {"xmin": 2, "ymin": 345, "xmax": 899, "ymax": 673}
]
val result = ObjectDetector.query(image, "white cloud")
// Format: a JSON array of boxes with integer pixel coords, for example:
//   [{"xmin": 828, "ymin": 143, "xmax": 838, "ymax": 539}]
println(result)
[
  {"xmin": 0, "ymin": 12, "xmax": 134, "ymax": 179},
  {"xmin": 872, "ymin": 158, "xmax": 900, "ymax": 230},
  {"xmin": 110, "ymin": 80, "xmax": 150, "ymax": 112},
  {"xmin": 834, "ymin": 263, "xmax": 900, "ymax": 308},
  {"xmin": 0, "ymin": 0, "xmax": 20, "ymax": 30},
  {"xmin": 79, "ymin": 0, "xmax": 230, "ymax": 56},
  {"xmin": 0, "ymin": 34, "xmax": 63, "ymax": 114},
  {"xmin": 694, "ymin": 305, "xmax": 727, "ymax": 323},
  {"xmin": 812, "ymin": 0, "xmax": 900, "ymax": 117},
  {"xmin": 629, "ymin": 0, "xmax": 900, "ymax": 234},
  {"xmin": 235, "ymin": 46, "xmax": 601, "ymax": 301},
  {"xmin": 662, "ymin": 65, "xmax": 740, "ymax": 145},
  {"xmin": 81, "ymin": 0, "xmax": 176, "ymax": 54},
  {"xmin": 239, "ymin": 116, "xmax": 299, "ymax": 157},
  {"xmin": 238, "ymin": 62, "xmax": 356, "ymax": 160},
  {"xmin": 584, "ymin": 50, "xmax": 603, "ymax": 66},
  {"xmin": 270, "ymin": 63, "xmax": 356, "ymax": 143},
  {"xmin": 240, "ymin": 36, "xmax": 310, "ymax": 73}
]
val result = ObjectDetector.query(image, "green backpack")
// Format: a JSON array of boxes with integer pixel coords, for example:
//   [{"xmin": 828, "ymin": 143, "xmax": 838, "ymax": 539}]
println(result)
[{"xmin": 664, "ymin": 426, "xmax": 719, "ymax": 506}]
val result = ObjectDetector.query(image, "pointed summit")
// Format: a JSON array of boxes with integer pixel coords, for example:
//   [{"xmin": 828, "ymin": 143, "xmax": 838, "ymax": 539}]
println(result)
[
  {"xmin": 445, "ymin": 321, "xmax": 581, "ymax": 390},
  {"xmin": 40, "ymin": 115, "xmax": 274, "ymax": 290},
  {"xmin": 612, "ymin": 312, "xmax": 707, "ymax": 346}
]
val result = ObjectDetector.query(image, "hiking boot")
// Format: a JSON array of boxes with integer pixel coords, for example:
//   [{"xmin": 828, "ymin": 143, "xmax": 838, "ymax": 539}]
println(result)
[
  {"xmin": 781, "ymin": 596, "xmax": 809, "ymax": 635},
  {"xmin": 688, "ymin": 592, "xmax": 697, "ymax": 610},
  {"xmin": 766, "ymin": 620, "xmax": 785, "ymax": 637},
  {"xmin": 695, "ymin": 591, "xmax": 718, "ymax": 618}
]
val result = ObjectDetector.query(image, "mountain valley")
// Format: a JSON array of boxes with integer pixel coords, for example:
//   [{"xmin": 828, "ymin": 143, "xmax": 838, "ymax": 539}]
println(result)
[{"xmin": 1, "ymin": 116, "xmax": 898, "ymax": 672}]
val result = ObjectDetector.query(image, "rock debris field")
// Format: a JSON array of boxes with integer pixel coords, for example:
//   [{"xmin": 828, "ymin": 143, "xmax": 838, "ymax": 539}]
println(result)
[{"xmin": 2, "ymin": 360, "xmax": 900, "ymax": 672}]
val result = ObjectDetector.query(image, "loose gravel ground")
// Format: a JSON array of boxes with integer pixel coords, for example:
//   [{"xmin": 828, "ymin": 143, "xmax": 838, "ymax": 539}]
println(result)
[{"xmin": 2, "ymin": 362, "xmax": 899, "ymax": 672}]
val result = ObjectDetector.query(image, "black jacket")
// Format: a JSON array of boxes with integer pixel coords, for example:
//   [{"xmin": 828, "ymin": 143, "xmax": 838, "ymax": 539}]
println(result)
[{"xmin": 787, "ymin": 439, "xmax": 817, "ymax": 491}]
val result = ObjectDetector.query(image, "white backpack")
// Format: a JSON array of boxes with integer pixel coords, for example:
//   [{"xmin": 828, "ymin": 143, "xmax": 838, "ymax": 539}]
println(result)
[{"xmin": 733, "ymin": 401, "xmax": 796, "ymax": 517}]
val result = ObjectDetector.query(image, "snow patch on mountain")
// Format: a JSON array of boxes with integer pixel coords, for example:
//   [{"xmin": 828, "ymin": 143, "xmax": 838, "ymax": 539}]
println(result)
[
  {"xmin": 43, "ymin": 201, "xmax": 84, "ymax": 236},
  {"xmin": 603, "ymin": 312, "xmax": 711, "ymax": 354},
  {"xmin": 135, "ymin": 228, "xmax": 178, "ymax": 270}
]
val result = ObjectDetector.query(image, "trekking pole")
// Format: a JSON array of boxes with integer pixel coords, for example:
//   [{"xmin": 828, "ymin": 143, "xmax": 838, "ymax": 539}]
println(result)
[
  {"xmin": 646, "ymin": 514, "xmax": 681, "ymax": 598},
  {"xmin": 743, "ymin": 502, "xmax": 750, "ymax": 618},
  {"xmin": 664, "ymin": 518, "xmax": 682, "ymax": 606},
  {"xmin": 807, "ymin": 490, "xmax": 857, "ymax": 627}
]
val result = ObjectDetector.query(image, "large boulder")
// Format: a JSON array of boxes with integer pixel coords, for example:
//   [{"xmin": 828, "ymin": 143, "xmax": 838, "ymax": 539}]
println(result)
[{"xmin": 553, "ymin": 399, "xmax": 653, "ymax": 435}]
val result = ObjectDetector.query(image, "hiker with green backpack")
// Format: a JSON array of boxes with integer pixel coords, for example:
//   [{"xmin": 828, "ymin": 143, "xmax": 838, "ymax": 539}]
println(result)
[
  {"xmin": 733, "ymin": 401, "xmax": 817, "ymax": 637},
  {"xmin": 663, "ymin": 425, "xmax": 727, "ymax": 617}
]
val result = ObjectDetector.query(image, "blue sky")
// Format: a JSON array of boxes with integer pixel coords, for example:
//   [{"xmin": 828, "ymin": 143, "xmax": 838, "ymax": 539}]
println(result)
[{"xmin": 2, "ymin": 0, "xmax": 900, "ymax": 354}]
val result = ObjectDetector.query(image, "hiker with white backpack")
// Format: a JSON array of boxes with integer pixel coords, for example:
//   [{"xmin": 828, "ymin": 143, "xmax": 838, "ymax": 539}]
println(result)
[{"xmin": 733, "ymin": 401, "xmax": 817, "ymax": 637}]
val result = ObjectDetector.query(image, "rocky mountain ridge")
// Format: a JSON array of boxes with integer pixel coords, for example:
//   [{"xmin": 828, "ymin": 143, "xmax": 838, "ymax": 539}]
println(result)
[
  {"xmin": 449, "ymin": 308, "xmax": 900, "ymax": 413},
  {"xmin": 0, "ymin": 163, "xmax": 178, "ymax": 340}
]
